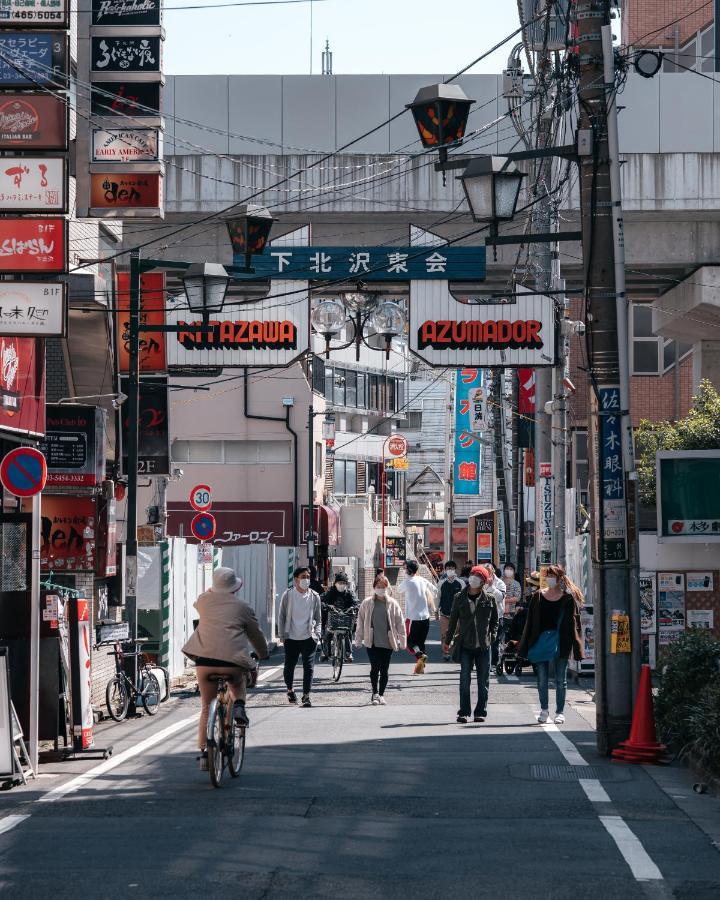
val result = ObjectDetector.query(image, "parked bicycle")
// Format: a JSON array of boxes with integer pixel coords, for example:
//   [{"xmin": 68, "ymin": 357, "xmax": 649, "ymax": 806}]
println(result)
[
  {"xmin": 325, "ymin": 606, "xmax": 355, "ymax": 683},
  {"xmin": 104, "ymin": 640, "xmax": 161, "ymax": 721},
  {"xmin": 206, "ymin": 657, "xmax": 258, "ymax": 788}
]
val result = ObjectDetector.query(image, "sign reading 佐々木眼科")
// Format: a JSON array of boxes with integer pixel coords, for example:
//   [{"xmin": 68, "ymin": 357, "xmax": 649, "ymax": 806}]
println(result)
[
  {"xmin": 0, "ymin": 156, "xmax": 66, "ymax": 213},
  {"xmin": 92, "ymin": 128, "xmax": 159, "ymax": 163},
  {"xmin": 0, "ymin": 281, "xmax": 65, "ymax": 336},
  {"xmin": 232, "ymin": 245, "xmax": 486, "ymax": 282}
]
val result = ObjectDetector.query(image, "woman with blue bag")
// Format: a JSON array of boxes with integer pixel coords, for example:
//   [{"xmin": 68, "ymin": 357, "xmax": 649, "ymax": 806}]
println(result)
[{"xmin": 518, "ymin": 565, "xmax": 584, "ymax": 725}]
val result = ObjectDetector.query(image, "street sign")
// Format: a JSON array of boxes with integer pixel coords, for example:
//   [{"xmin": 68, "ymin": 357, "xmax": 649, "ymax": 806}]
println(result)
[
  {"xmin": 189, "ymin": 484, "xmax": 212, "ymax": 512},
  {"xmin": 386, "ymin": 435, "xmax": 408, "ymax": 458},
  {"xmin": 387, "ymin": 457, "xmax": 409, "ymax": 470},
  {"xmin": 191, "ymin": 512, "xmax": 216, "ymax": 542},
  {"xmin": 0, "ymin": 446, "xmax": 47, "ymax": 497},
  {"xmin": 197, "ymin": 542, "xmax": 213, "ymax": 565},
  {"xmin": 469, "ymin": 386, "xmax": 488, "ymax": 433}
]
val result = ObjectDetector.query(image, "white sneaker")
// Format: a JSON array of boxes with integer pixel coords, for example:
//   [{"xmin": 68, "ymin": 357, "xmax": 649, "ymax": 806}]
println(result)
[
  {"xmin": 537, "ymin": 709, "xmax": 550, "ymax": 724},
  {"xmin": 554, "ymin": 713, "xmax": 565, "ymax": 725},
  {"xmin": 377, "ymin": 696, "xmax": 387, "ymax": 705},
  {"xmin": 370, "ymin": 694, "xmax": 380, "ymax": 705}
]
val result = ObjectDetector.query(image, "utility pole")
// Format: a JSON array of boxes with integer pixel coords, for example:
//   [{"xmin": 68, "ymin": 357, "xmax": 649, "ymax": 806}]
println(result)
[
  {"xmin": 307, "ymin": 404, "xmax": 315, "ymax": 568},
  {"xmin": 552, "ymin": 279, "xmax": 569, "ymax": 567},
  {"xmin": 577, "ymin": 0, "xmax": 634, "ymax": 754},
  {"xmin": 443, "ymin": 375, "xmax": 455, "ymax": 563}
]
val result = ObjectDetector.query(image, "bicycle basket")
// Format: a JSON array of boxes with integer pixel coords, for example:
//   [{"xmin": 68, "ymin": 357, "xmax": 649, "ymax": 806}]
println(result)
[{"xmin": 328, "ymin": 610, "xmax": 353, "ymax": 631}]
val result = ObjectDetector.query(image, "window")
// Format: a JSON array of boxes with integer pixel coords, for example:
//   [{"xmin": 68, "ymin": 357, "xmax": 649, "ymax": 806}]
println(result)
[
  {"xmin": 369, "ymin": 374, "xmax": 379, "ymax": 410},
  {"xmin": 333, "ymin": 458, "xmax": 357, "ymax": 495},
  {"xmin": 573, "ymin": 429, "xmax": 589, "ymax": 509},
  {"xmin": 631, "ymin": 303, "xmax": 692, "ymax": 375},
  {"xmin": 315, "ymin": 441, "xmax": 323, "ymax": 477},
  {"xmin": 333, "ymin": 371, "xmax": 345, "ymax": 406},
  {"xmin": 701, "ymin": 26, "xmax": 714, "ymax": 73},
  {"xmin": 312, "ymin": 356, "xmax": 325, "ymax": 394},
  {"xmin": 345, "ymin": 369, "xmax": 357, "ymax": 408},
  {"xmin": 172, "ymin": 440, "xmax": 291, "ymax": 464},
  {"xmin": 324, "ymin": 365, "xmax": 334, "ymax": 400},
  {"xmin": 357, "ymin": 372, "xmax": 366, "ymax": 408},
  {"xmin": 407, "ymin": 411, "xmax": 422, "ymax": 430}
]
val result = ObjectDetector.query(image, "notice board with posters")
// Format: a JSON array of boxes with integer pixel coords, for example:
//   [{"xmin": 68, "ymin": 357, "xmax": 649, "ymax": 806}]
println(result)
[
  {"xmin": 40, "ymin": 405, "xmax": 106, "ymax": 487},
  {"xmin": 120, "ymin": 376, "xmax": 170, "ymax": 476}
]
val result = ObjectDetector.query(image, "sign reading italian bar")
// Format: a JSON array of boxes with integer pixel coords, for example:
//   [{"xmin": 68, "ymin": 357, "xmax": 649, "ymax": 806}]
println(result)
[
  {"xmin": 91, "ymin": 81, "xmax": 160, "ymax": 118},
  {"xmin": 92, "ymin": 128, "xmax": 159, "ymax": 162},
  {"xmin": 0, "ymin": 218, "xmax": 67, "ymax": 273},
  {"xmin": 0, "ymin": 93, "xmax": 67, "ymax": 149},
  {"xmin": 91, "ymin": 37, "xmax": 161, "ymax": 74},
  {"xmin": 0, "ymin": 32, "xmax": 68, "ymax": 87},
  {"xmin": 0, "ymin": 156, "xmax": 67, "ymax": 212},
  {"xmin": 0, "ymin": 0, "xmax": 69, "ymax": 27},
  {"xmin": 410, "ymin": 284, "xmax": 556, "ymax": 368},
  {"xmin": 0, "ymin": 281, "xmax": 66, "ymax": 336},
  {"xmin": 90, "ymin": 172, "xmax": 161, "ymax": 210},
  {"xmin": 92, "ymin": 0, "xmax": 161, "ymax": 27}
]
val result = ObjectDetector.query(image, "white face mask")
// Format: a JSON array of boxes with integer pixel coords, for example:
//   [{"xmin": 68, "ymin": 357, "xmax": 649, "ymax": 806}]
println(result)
[
  {"xmin": 336, "ymin": 583, "xmax": 347, "ymax": 593},
  {"xmin": 545, "ymin": 577, "xmax": 558, "ymax": 589},
  {"xmin": 298, "ymin": 578, "xmax": 310, "ymax": 590},
  {"xmin": 447, "ymin": 571, "xmax": 456, "ymax": 581},
  {"xmin": 468, "ymin": 575, "xmax": 482, "ymax": 589},
  {"xmin": 503, "ymin": 569, "xmax": 514, "ymax": 579},
  {"xmin": 374, "ymin": 588, "xmax": 387, "ymax": 598}
]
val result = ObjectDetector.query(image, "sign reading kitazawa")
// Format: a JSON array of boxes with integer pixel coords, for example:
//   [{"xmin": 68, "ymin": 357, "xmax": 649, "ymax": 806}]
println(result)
[{"xmin": 410, "ymin": 285, "xmax": 556, "ymax": 368}]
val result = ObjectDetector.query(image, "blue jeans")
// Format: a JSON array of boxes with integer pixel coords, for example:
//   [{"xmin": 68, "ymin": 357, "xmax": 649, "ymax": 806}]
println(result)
[
  {"xmin": 536, "ymin": 657, "xmax": 569, "ymax": 713},
  {"xmin": 459, "ymin": 647, "xmax": 491, "ymax": 717}
]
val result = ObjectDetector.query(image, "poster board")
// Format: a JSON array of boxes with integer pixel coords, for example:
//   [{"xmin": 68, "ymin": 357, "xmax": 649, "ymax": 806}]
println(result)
[{"xmin": 658, "ymin": 572, "xmax": 685, "ymax": 646}]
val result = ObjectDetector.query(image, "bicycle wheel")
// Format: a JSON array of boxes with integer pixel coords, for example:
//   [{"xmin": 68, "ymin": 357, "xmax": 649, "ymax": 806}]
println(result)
[
  {"xmin": 228, "ymin": 720, "xmax": 246, "ymax": 778},
  {"xmin": 331, "ymin": 634, "xmax": 343, "ymax": 682},
  {"xmin": 106, "ymin": 676, "xmax": 129, "ymax": 721},
  {"xmin": 140, "ymin": 671, "xmax": 161, "ymax": 716},
  {"xmin": 207, "ymin": 699, "xmax": 224, "ymax": 788}
]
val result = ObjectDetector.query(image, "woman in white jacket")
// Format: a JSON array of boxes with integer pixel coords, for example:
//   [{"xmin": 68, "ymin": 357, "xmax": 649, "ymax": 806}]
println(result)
[{"xmin": 354, "ymin": 574, "xmax": 407, "ymax": 705}]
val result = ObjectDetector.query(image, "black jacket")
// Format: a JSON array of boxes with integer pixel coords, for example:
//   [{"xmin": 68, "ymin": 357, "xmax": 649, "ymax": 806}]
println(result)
[
  {"xmin": 446, "ymin": 587, "xmax": 499, "ymax": 651},
  {"xmin": 321, "ymin": 585, "xmax": 358, "ymax": 613},
  {"xmin": 438, "ymin": 577, "xmax": 463, "ymax": 615},
  {"xmin": 518, "ymin": 591, "xmax": 584, "ymax": 661}
]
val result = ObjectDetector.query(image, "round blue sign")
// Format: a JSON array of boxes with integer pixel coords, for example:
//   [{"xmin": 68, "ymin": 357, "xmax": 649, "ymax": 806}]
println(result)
[
  {"xmin": 0, "ymin": 447, "xmax": 47, "ymax": 498},
  {"xmin": 191, "ymin": 512, "xmax": 216, "ymax": 541}
]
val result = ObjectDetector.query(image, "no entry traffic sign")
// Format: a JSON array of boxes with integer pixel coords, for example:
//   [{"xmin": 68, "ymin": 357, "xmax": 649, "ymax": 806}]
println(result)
[
  {"xmin": 189, "ymin": 484, "xmax": 212, "ymax": 512},
  {"xmin": 191, "ymin": 512, "xmax": 216, "ymax": 542},
  {"xmin": 0, "ymin": 446, "xmax": 47, "ymax": 497}
]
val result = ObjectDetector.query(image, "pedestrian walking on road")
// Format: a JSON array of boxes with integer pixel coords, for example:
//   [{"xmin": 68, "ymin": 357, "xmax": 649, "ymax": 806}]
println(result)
[
  {"xmin": 395, "ymin": 559, "xmax": 437, "ymax": 674},
  {"xmin": 492, "ymin": 562, "xmax": 523, "ymax": 670},
  {"xmin": 354, "ymin": 574, "xmax": 407, "ymax": 705},
  {"xmin": 278, "ymin": 566, "xmax": 322, "ymax": 708},
  {"xmin": 518, "ymin": 564, "xmax": 584, "ymax": 725},
  {"xmin": 182, "ymin": 567, "xmax": 269, "ymax": 770},
  {"xmin": 443, "ymin": 565, "xmax": 498, "ymax": 723},
  {"xmin": 438, "ymin": 560, "xmax": 463, "ymax": 660}
]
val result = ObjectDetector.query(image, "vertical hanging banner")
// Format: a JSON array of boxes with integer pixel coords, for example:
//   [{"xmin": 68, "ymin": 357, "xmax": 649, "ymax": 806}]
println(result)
[
  {"xmin": 536, "ymin": 461, "xmax": 553, "ymax": 565},
  {"xmin": 518, "ymin": 367, "xmax": 535, "ymax": 448},
  {"xmin": 453, "ymin": 368, "xmax": 483, "ymax": 495},
  {"xmin": 116, "ymin": 271, "xmax": 166, "ymax": 372},
  {"xmin": 598, "ymin": 386, "xmax": 628, "ymax": 562}
]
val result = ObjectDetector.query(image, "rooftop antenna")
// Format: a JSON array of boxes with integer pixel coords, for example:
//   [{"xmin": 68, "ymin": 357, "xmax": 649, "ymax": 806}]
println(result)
[{"xmin": 322, "ymin": 39, "xmax": 333, "ymax": 75}]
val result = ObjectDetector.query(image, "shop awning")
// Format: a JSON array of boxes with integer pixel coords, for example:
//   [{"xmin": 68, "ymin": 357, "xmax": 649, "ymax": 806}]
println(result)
[{"xmin": 301, "ymin": 504, "xmax": 341, "ymax": 546}]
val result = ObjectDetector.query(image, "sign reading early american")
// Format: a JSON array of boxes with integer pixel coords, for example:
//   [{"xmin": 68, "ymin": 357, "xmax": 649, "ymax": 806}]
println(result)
[
  {"xmin": 91, "ymin": 0, "xmax": 161, "ymax": 27},
  {"xmin": 91, "ymin": 37, "xmax": 161, "ymax": 74},
  {"xmin": 92, "ymin": 128, "xmax": 159, "ymax": 162}
]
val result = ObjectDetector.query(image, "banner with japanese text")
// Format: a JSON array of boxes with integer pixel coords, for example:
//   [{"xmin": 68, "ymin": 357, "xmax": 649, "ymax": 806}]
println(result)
[{"xmin": 453, "ymin": 368, "xmax": 483, "ymax": 495}]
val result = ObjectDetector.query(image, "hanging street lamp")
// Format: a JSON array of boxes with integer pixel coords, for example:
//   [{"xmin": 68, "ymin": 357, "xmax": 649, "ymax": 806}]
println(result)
[
  {"xmin": 406, "ymin": 83, "xmax": 474, "ymax": 169},
  {"xmin": 225, "ymin": 203, "xmax": 276, "ymax": 268},
  {"xmin": 368, "ymin": 300, "xmax": 407, "ymax": 360},
  {"xmin": 310, "ymin": 298, "xmax": 347, "ymax": 358},
  {"xmin": 459, "ymin": 155, "xmax": 526, "ymax": 237},
  {"xmin": 181, "ymin": 261, "xmax": 231, "ymax": 321}
]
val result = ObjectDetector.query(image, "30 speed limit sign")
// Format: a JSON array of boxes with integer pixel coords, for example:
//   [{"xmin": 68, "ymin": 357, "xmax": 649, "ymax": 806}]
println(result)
[{"xmin": 190, "ymin": 484, "xmax": 212, "ymax": 512}]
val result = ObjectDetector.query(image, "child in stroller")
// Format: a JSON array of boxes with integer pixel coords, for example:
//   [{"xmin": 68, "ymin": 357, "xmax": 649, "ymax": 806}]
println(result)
[{"xmin": 497, "ymin": 600, "xmax": 532, "ymax": 676}]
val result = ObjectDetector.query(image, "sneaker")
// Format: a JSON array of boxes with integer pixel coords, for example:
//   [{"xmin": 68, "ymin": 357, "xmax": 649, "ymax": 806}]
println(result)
[
  {"xmin": 377, "ymin": 695, "xmax": 387, "ymax": 705},
  {"xmin": 197, "ymin": 751, "xmax": 209, "ymax": 771},
  {"xmin": 301, "ymin": 694, "xmax": 312, "ymax": 708},
  {"xmin": 457, "ymin": 714, "xmax": 468, "ymax": 724},
  {"xmin": 370, "ymin": 694, "xmax": 380, "ymax": 705},
  {"xmin": 287, "ymin": 690, "xmax": 298, "ymax": 704},
  {"xmin": 554, "ymin": 713, "xmax": 565, "ymax": 725},
  {"xmin": 345, "ymin": 655, "xmax": 353, "ymax": 663},
  {"xmin": 232, "ymin": 700, "xmax": 249, "ymax": 725},
  {"xmin": 537, "ymin": 709, "xmax": 550, "ymax": 724},
  {"xmin": 474, "ymin": 715, "xmax": 486, "ymax": 723}
]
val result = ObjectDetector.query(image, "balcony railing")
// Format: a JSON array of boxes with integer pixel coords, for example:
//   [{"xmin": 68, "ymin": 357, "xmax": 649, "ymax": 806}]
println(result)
[{"xmin": 331, "ymin": 493, "xmax": 402, "ymax": 526}]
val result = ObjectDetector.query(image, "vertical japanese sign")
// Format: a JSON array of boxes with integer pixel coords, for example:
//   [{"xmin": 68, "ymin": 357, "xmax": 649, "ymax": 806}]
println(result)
[
  {"xmin": 537, "ymin": 463, "xmax": 553, "ymax": 565},
  {"xmin": 116, "ymin": 271, "xmax": 166, "ymax": 372},
  {"xmin": 518, "ymin": 367, "xmax": 535, "ymax": 448},
  {"xmin": 599, "ymin": 386, "xmax": 628, "ymax": 562},
  {"xmin": 453, "ymin": 368, "xmax": 482, "ymax": 495}
]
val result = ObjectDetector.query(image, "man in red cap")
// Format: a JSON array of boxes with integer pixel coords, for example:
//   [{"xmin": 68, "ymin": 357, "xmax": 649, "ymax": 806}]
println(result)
[{"xmin": 443, "ymin": 565, "xmax": 498, "ymax": 723}]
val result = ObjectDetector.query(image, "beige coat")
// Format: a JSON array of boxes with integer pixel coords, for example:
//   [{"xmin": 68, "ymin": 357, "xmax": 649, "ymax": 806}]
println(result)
[
  {"xmin": 182, "ymin": 589, "xmax": 268, "ymax": 667},
  {"xmin": 354, "ymin": 595, "xmax": 407, "ymax": 652}
]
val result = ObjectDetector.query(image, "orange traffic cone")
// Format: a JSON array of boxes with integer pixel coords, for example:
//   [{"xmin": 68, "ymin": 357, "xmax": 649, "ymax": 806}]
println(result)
[{"xmin": 612, "ymin": 664, "xmax": 667, "ymax": 764}]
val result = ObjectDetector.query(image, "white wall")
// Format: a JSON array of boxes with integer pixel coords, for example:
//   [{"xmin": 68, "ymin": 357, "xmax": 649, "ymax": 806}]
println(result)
[{"xmin": 640, "ymin": 533, "xmax": 720, "ymax": 571}]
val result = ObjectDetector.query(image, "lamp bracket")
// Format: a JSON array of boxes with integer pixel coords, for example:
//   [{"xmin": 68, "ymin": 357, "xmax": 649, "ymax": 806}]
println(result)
[
  {"xmin": 485, "ymin": 230, "xmax": 583, "ymax": 247},
  {"xmin": 435, "ymin": 143, "xmax": 579, "ymax": 173}
]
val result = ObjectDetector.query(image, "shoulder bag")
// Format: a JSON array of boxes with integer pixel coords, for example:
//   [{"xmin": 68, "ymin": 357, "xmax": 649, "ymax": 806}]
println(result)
[{"xmin": 527, "ymin": 606, "xmax": 564, "ymax": 663}]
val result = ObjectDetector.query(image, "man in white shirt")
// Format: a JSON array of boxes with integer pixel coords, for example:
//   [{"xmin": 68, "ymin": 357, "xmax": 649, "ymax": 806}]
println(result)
[
  {"xmin": 278, "ymin": 566, "xmax": 322, "ymax": 707},
  {"xmin": 396, "ymin": 559, "xmax": 437, "ymax": 674}
]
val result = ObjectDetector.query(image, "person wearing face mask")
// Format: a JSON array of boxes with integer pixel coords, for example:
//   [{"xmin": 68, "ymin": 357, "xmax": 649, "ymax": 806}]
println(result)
[
  {"xmin": 354, "ymin": 574, "xmax": 407, "ymax": 704},
  {"xmin": 491, "ymin": 562, "xmax": 523, "ymax": 671},
  {"xmin": 277, "ymin": 566, "xmax": 323, "ymax": 707},
  {"xmin": 321, "ymin": 572, "xmax": 359, "ymax": 662},
  {"xmin": 395, "ymin": 559, "xmax": 438, "ymax": 674},
  {"xmin": 518, "ymin": 564, "xmax": 584, "ymax": 724},
  {"xmin": 443, "ymin": 565, "xmax": 498, "ymax": 723},
  {"xmin": 438, "ymin": 561, "xmax": 463, "ymax": 661}
]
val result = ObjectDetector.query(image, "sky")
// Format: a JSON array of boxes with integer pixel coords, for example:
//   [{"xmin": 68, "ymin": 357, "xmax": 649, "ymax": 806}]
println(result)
[{"xmin": 163, "ymin": 0, "xmax": 522, "ymax": 76}]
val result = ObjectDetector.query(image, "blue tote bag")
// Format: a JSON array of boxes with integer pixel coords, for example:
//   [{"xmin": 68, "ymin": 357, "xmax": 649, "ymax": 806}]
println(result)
[{"xmin": 527, "ymin": 608, "xmax": 564, "ymax": 663}]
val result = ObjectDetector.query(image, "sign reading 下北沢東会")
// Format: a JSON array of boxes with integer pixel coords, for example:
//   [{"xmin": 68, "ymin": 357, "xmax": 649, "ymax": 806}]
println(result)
[
  {"xmin": 92, "ymin": 0, "xmax": 162, "ymax": 27},
  {"xmin": 232, "ymin": 245, "xmax": 486, "ymax": 282},
  {"xmin": 91, "ymin": 37, "xmax": 161, "ymax": 74},
  {"xmin": 0, "ymin": 281, "xmax": 65, "ymax": 336},
  {"xmin": 92, "ymin": 128, "xmax": 160, "ymax": 163},
  {"xmin": 409, "ymin": 283, "xmax": 556, "ymax": 368},
  {"xmin": 657, "ymin": 450, "xmax": 720, "ymax": 542},
  {"xmin": 0, "ymin": 32, "xmax": 68, "ymax": 88},
  {"xmin": 0, "ymin": 0, "xmax": 69, "ymax": 27},
  {"xmin": 453, "ymin": 368, "xmax": 482, "ymax": 495},
  {"xmin": 0, "ymin": 156, "xmax": 66, "ymax": 213}
]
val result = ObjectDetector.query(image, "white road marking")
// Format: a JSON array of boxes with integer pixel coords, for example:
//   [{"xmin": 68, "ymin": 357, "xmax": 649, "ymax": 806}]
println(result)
[
  {"xmin": 0, "ymin": 815, "xmax": 30, "ymax": 836},
  {"xmin": 257, "ymin": 665, "xmax": 282, "ymax": 682},
  {"xmin": 579, "ymin": 778, "xmax": 611, "ymax": 803},
  {"xmin": 542, "ymin": 722, "xmax": 588, "ymax": 765},
  {"xmin": 599, "ymin": 816, "xmax": 664, "ymax": 881}
]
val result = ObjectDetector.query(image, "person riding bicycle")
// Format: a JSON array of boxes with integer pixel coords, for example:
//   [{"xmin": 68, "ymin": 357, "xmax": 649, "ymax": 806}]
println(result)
[
  {"xmin": 182, "ymin": 567, "xmax": 269, "ymax": 770},
  {"xmin": 321, "ymin": 572, "xmax": 358, "ymax": 662}
]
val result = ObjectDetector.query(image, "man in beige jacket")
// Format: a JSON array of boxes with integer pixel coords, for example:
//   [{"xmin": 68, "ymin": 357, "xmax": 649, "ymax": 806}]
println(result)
[{"xmin": 183, "ymin": 567, "xmax": 268, "ymax": 769}]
